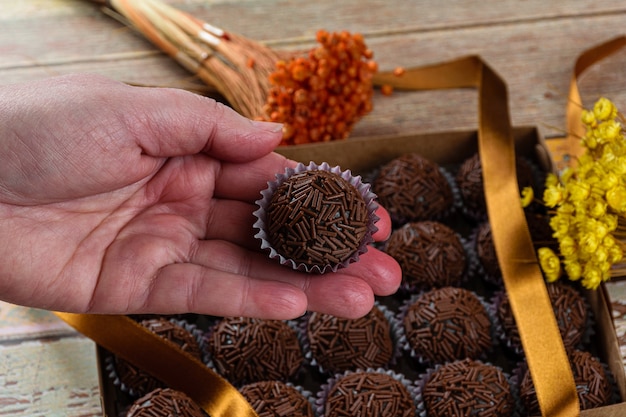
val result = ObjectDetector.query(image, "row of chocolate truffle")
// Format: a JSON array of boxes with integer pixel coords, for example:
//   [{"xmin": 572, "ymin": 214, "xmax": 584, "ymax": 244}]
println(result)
[{"xmin": 123, "ymin": 349, "xmax": 614, "ymax": 417}]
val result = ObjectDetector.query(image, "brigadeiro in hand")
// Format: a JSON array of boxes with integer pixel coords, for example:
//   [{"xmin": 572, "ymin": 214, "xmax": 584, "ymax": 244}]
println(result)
[{"xmin": 254, "ymin": 162, "xmax": 378, "ymax": 274}]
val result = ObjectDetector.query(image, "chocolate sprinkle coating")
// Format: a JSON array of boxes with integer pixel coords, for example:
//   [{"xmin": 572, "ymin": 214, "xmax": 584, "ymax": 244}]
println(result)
[
  {"xmin": 307, "ymin": 305, "xmax": 394, "ymax": 373},
  {"xmin": 373, "ymin": 153, "xmax": 454, "ymax": 224},
  {"xmin": 208, "ymin": 317, "xmax": 303, "ymax": 385},
  {"xmin": 324, "ymin": 371, "xmax": 415, "ymax": 417},
  {"xmin": 240, "ymin": 381, "xmax": 314, "ymax": 417},
  {"xmin": 266, "ymin": 169, "xmax": 369, "ymax": 268},
  {"xmin": 126, "ymin": 388, "xmax": 208, "ymax": 417},
  {"xmin": 497, "ymin": 282, "xmax": 587, "ymax": 355},
  {"xmin": 403, "ymin": 287, "xmax": 492, "ymax": 364},
  {"xmin": 475, "ymin": 221, "xmax": 500, "ymax": 279},
  {"xmin": 385, "ymin": 221, "xmax": 466, "ymax": 290},
  {"xmin": 519, "ymin": 349, "xmax": 612, "ymax": 413},
  {"xmin": 114, "ymin": 318, "xmax": 202, "ymax": 397},
  {"xmin": 456, "ymin": 153, "xmax": 535, "ymax": 220},
  {"xmin": 422, "ymin": 358, "xmax": 514, "ymax": 417}
]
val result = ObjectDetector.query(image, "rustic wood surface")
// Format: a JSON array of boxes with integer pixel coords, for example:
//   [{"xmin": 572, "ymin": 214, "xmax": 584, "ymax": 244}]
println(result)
[{"xmin": 1, "ymin": 0, "xmax": 626, "ymax": 415}]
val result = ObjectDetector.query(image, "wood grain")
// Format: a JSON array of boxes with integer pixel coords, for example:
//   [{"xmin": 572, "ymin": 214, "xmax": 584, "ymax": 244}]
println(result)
[
  {"xmin": 0, "ymin": 336, "xmax": 102, "ymax": 417},
  {"xmin": 1, "ymin": 1, "xmax": 625, "ymax": 140}
]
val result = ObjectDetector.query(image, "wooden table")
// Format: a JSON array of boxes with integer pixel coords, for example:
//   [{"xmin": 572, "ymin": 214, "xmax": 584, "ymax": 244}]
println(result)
[{"xmin": 1, "ymin": 1, "xmax": 625, "ymax": 415}]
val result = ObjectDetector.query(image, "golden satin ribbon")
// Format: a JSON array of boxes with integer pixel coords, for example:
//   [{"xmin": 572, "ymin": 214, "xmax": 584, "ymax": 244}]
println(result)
[
  {"xmin": 375, "ymin": 57, "xmax": 580, "ymax": 416},
  {"xmin": 52, "ymin": 50, "xmax": 625, "ymax": 416},
  {"xmin": 55, "ymin": 312, "xmax": 260, "ymax": 417},
  {"xmin": 565, "ymin": 36, "xmax": 626, "ymax": 165}
]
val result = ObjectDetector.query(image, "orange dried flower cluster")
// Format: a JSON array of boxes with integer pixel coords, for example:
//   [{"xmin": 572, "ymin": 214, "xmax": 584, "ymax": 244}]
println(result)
[{"xmin": 261, "ymin": 30, "xmax": 378, "ymax": 145}]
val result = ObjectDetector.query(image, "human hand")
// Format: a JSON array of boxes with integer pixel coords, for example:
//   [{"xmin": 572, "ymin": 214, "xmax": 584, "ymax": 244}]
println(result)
[{"xmin": 0, "ymin": 74, "xmax": 400, "ymax": 319}]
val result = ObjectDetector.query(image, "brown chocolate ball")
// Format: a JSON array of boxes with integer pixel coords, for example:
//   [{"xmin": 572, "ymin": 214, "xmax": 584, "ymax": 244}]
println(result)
[
  {"xmin": 113, "ymin": 318, "xmax": 202, "ymax": 397},
  {"xmin": 126, "ymin": 388, "xmax": 207, "ymax": 417},
  {"xmin": 519, "ymin": 349, "xmax": 612, "ymax": 413},
  {"xmin": 456, "ymin": 153, "xmax": 535, "ymax": 221},
  {"xmin": 307, "ymin": 304, "xmax": 394, "ymax": 373},
  {"xmin": 373, "ymin": 153, "xmax": 454, "ymax": 225},
  {"xmin": 403, "ymin": 287, "xmax": 492, "ymax": 365},
  {"xmin": 324, "ymin": 371, "xmax": 415, "ymax": 417},
  {"xmin": 208, "ymin": 317, "xmax": 303, "ymax": 385},
  {"xmin": 423, "ymin": 359, "xmax": 514, "ymax": 417},
  {"xmin": 385, "ymin": 221, "xmax": 467, "ymax": 290},
  {"xmin": 496, "ymin": 282, "xmax": 587, "ymax": 355},
  {"xmin": 240, "ymin": 381, "xmax": 314, "ymax": 417}
]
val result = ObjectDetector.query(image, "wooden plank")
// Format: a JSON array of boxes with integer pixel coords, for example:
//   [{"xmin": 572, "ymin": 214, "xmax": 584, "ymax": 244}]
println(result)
[
  {"xmin": 0, "ymin": 337, "xmax": 102, "ymax": 417},
  {"xmin": 0, "ymin": 302, "xmax": 76, "ymax": 342},
  {"xmin": 2, "ymin": 2, "xmax": 625, "ymax": 142},
  {"xmin": 2, "ymin": 8, "xmax": 625, "ymax": 142}
]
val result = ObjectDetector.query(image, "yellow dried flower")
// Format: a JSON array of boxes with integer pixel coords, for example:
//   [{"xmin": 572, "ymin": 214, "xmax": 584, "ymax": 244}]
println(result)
[
  {"xmin": 558, "ymin": 235, "xmax": 576, "ymax": 257},
  {"xmin": 563, "ymin": 259, "xmax": 582, "ymax": 281},
  {"xmin": 606, "ymin": 185, "xmax": 626, "ymax": 214},
  {"xmin": 581, "ymin": 109, "xmax": 597, "ymax": 128},
  {"xmin": 566, "ymin": 180, "xmax": 591, "ymax": 202},
  {"xmin": 549, "ymin": 213, "xmax": 570, "ymax": 238},
  {"xmin": 587, "ymin": 197, "xmax": 607, "ymax": 219},
  {"xmin": 538, "ymin": 247, "xmax": 561, "ymax": 282},
  {"xmin": 593, "ymin": 97, "xmax": 618, "ymax": 121},
  {"xmin": 520, "ymin": 186, "xmax": 534, "ymax": 208},
  {"xmin": 538, "ymin": 97, "xmax": 626, "ymax": 289},
  {"xmin": 581, "ymin": 263, "xmax": 603, "ymax": 290},
  {"xmin": 543, "ymin": 184, "xmax": 564, "ymax": 208},
  {"xmin": 545, "ymin": 172, "xmax": 560, "ymax": 187},
  {"xmin": 579, "ymin": 232, "xmax": 600, "ymax": 256}
]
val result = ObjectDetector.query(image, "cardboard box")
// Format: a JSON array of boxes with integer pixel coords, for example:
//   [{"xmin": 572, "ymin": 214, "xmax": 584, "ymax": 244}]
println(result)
[{"xmin": 98, "ymin": 126, "xmax": 626, "ymax": 416}]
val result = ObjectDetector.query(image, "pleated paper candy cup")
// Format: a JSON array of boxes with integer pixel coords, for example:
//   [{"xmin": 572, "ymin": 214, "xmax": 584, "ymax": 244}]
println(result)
[{"xmin": 253, "ymin": 161, "xmax": 379, "ymax": 274}]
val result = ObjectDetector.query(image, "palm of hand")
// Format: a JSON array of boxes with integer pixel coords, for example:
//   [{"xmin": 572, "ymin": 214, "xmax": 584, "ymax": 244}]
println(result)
[{"xmin": 0, "ymin": 74, "xmax": 401, "ymax": 319}]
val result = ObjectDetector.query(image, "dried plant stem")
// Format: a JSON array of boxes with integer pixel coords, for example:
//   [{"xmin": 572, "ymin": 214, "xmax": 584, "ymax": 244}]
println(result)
[{"xmin": 104, "ymin": 0, "xmax": 285, "ymax": 118}]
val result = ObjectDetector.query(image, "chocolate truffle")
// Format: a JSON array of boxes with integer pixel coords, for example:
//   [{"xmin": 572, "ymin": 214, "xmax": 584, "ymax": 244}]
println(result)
[
  {"xmin": 240, "ymin": 381, "xmax": 314, "ymax": 417},
  {"xmin": 519, "ymin": 349, "xmax": 612, "ymax": 413},
  {"xmin": 113, "ymin": 318, "xmax": 202, "ymax": 397},
  {"xmin": 475, "ymin": 215, "xmax": 557, "ymax": 286},
  {"xmin": 207, "ymin": 317, "xmax": 303, "ymax": 385},
  {"xmin": 373, "ymin": 153, "xmax": 454, "ymax": 224},
  {"xmin": 455, "ymin": 153, "xmax": 535, "ymax": 221},
  {"xmin": 257, "ymin": 163, "xmax": 377, "ymax": 273},
  {"xmin": 307, "ymin": 304, "xmax": 394, "ymax": 373},
  {"xmin": 385, "ymin": 221, "xmax": 467, "ymax": 290},
  {"xmin": 402, "ymin": 287, "xmax": 492, "ymax": 365},
  {"xmin": 422, "ymin": 359, "xmax": 514, "ymax": 417},
  {"xmin": 496, "ymin": 282, "xmax": 588, "ymax": 355},
  {"xmin": 323, "ymin": 371, "xmax": 416, "ymax": 417},
  {"xmin": 475, "ymin": 221, "xmax": 501, "ymax": 280},
  {"xmin": 126, "ymin": 388, "xmax": 207, "ymax": 417}
]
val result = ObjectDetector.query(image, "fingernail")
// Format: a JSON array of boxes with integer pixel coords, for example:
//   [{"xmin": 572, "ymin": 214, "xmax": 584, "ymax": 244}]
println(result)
[{"xmin": 252, "ymin": 120, "xmax": 283, "ymax": 133}]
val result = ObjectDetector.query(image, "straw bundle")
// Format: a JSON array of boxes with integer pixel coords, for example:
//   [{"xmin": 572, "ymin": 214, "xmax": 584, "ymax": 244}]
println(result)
[{"xmin": 90, "ymin": 0, "xmax": 378, "ymax": 145}]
